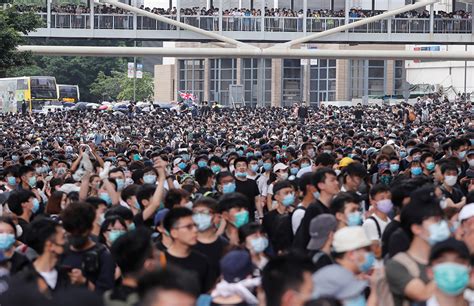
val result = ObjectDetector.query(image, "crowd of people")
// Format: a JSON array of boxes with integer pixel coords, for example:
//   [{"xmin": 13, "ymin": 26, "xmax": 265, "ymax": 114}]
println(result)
[
  {"xmin": 14, "ymin": 3, "xmax": 472, "ymax": 20},
  {"xmin": 0, "ymin": 97, "xmax": 472, "ymax": 306}
]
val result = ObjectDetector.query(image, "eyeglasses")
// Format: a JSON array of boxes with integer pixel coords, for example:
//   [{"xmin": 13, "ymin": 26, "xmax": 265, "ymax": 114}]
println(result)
[{"xmin": 173, "ymin": 223, "xmax": 198, "ymax": 231}]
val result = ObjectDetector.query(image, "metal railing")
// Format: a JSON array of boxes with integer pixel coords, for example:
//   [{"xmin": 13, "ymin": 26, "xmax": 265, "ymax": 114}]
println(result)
[{"xmin": 38, "ymin": 13, "xmax": 473, "ymax": 34}]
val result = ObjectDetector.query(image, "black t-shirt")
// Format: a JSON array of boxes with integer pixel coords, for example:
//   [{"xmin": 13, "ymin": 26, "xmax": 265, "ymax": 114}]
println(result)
[
  {"xmin": 17, "ymin": 218, "xmax": 30, "ymax": 243},
  {"xmin": 165, "ymin": 250, "xmax": 212, "ymax": 293},
  {"xmin": 262, "ymin": 210, "xmax": 293, "ymax": 253},
  {"xmin": 9, "ymin": 252, "xmax": 30, "ymax": 275},
  {"xmin": 354, "ymin": 109, "xmax": 363, "ymax": 120},
  {"xmin": 292, "ymin": 200, "xmax": 330, "ymax": 250},
  {"xmin": 235, "ymin": 179, "xmax": 259, "ymax": 217},
  {"xmin": 133, "ymin": 211, "xmax": 154, "ymax": 229},
  {"xmin": 387, "ymin": 227, "xmax": 410, "ymax": 259},
  {"xmin": 60, "ymin": 243, "xmax": 116, "ymax": 293},
  {"xmin": 440, "ymin": 185, "xmax": 465, "ymax": 203},
  {"xmin": 192, "ymin": 237, "xmax": 229, "ymax": 287},
  {"xmin": 381, "ymin": 220, "xmax": 401, "ymax": 258}
]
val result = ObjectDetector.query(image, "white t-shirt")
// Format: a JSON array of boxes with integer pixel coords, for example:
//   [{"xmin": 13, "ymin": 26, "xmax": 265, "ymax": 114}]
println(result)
[
  {"xmin": 427, "ymin": 292, "xmax": 474, "ymax": 306},
  {"xmin": 39, "ymin": 269, "xmax": 58, "ymax": 289},
  {"xmin": 362, "ymin": 214, "xmax": 390, "ymax": 241},
  {"xmin": 291, "ymin": 204, "xmax": 306, "ymax": 234}
]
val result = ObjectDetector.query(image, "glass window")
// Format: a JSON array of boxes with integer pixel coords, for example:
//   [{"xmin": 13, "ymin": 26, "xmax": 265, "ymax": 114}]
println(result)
[
  {"xmin": 178, "ymin": 59, "xmax": 204, "ymax": 101},
  {"xmin": 210, "ymin": 59, "xmax": 237, "ymax": 106},
  {"xmin": 242, "ymin": 58, "xmax": 272, "ymax": 107},
  {"xmin": 309, "ymin": 59, "xmax": 337, "ymax": 106}
]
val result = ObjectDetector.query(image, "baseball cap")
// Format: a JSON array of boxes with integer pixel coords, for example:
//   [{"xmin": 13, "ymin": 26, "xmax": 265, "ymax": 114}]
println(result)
[
  {"xmin": 429, "ymin": 238, "xmax": 470, "ymax": 264},
  {"xmin": 332, "ymin": 226, "xmax": 371, "ymax": 253},
  {"xmin": 307, "ymin": 214, "xmax": 337, "ymax": 251},
  {"xmin": 339, "ymin": 157, "xmax": 354, "ymax": 168},
  {"xmin": 154, "ymin": 208, "xmax": 169, "ymax": 226},
  {"xmin": 273, "ymin": 163, "xmax": 288, "ymax": 173},
  {"xmin": 467, "ymin": 150, "xmax": 474, "ymax": 157},
  {"xmin": 273, "ymin": 180, "xmax": 293, "ymax": 195},
  {"xmin": 312, "ymin": 264, "xmax": 368, "ymax": 300},
  {"xmin": 458, "ymin": 203, "xmax": 474, "ymax": 222},
  {"xmin": 220, "ymin": 250, "xmax": 254, "ymax": 283}
]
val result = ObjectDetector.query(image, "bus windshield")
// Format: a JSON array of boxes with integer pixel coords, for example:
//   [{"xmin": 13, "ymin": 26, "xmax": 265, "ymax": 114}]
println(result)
[
  {"xmin": 30, "ymin": 77, "xmax": 57, "ymax": 99},
  {"xmin": 58, "ymin": 85, "xmax": 79, "ymax": 102}
]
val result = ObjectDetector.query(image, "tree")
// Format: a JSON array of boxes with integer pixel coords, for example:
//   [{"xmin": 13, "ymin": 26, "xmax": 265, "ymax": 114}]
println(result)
[
  {"xmin": 0, "ymin": 7, "xmax": 43, "ymax": 77},
  {"xmin": 90, "ymin": 70, "xmax": 154, "ymax": 102}
]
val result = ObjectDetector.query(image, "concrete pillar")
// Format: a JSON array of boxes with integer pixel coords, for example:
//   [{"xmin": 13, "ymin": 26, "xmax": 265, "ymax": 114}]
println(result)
[
  {"xmin": 256, "ymin": 58, "xmax": 265, "ymax": 107},
  {"xmin": 429, "ymin": 4, "xmax": 434, "ymax": 35},
  {"xmin": 303, "ymin": 0, "xmax": 307, "ymax": 33},
  {"xmin": 271, "ymin": 58, "xmax": 282, "ymax": 107},
  {"xmin": 386, "ymin": 60, "xmax": 395, "ymax": 96},
  {"xmin": 344, "ymin": 0, "xmax": 350, "ymax": 33},
  {"xmin": 302, "ymin": 60, "xmax": 310, "ymax": 105},
  {"xmin": 336, "ymin": 59, "xmax": 349, "ymax": 101},
  {"xmin": 219, "ymin": 0, "xmax": 223, "ymax": 32},
  {"xmin": 47, "ymin": 0, "xmax": 51, "ymax": 29},
  {"xmin": 90, "ymin": 0, "xmax": 94, "ymax": 30},
  {"xmin": 204, "ymin": 58, "xmax": 210, "ymax": 102},
  {"xmin": 236, "ymin": 58, "xmax": 242, "ymax": 85}
]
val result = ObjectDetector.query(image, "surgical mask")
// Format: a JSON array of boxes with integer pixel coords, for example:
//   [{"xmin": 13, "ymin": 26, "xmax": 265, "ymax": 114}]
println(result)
[
  {"xmin": 108, "ymin": 230, "xmax": 126, "ymax": 243},
  {"xmin": 184, "ymin": 201, "xmax": 193, "ymax": 210},
  {"xmin": 301, "ymin": 163, "xmax": 310, "ymax": 169},
  {"xmin": 116, "ymin": 179, "xmax": 125, "ymax": 191},
  {"xmin": 223, "ymin": 182, "xmax": 236, "ymax": 194},
  {"xmin": 143, "ymin": 174, "xmax": 157, "ymax": 185},
  {"xmin": 0, "ymin": 233, "xmax": 16, "ymax": 250},
  {"xmin": 233, "ymin": 210, "xmax": 249, "ymax": 228},
  {"xmin": 246, "ymin": 152, "xmax": 254, "ymax": 158},
  {"xmin": 358, "ymin": 251, "xmax": 375, "ymax": 273},
  {"xmin": 279, "ymin": 173, "xmax": 289, "ymax": 180},
  {"xmin": 250, "ymin": 165, "xmax": 259, "ymax": 173},
  {"xmin": 11, "ymin": 155, "xmax": 19, "ymax": 162},
  {"xmin": 181, "ymin": 154, "xmax": 190, "ymax": 161},
  {"xmin": 133, "ymin": 154, "xmax": 141, "ymax": 161},
  {"xmin": 192, "ymin": 213, "xmax": 213, "ymax": 232},
  {"xmin": 198, "ymin": 160, "xmax": 208, "ymax": 168},
  {"xmin": 307, "ymin": 149, "xmax": 316, "ymax": 158},
  {"xmin": 426, "ymin": 162, "xmax": 435, "ymax": 171},
  {"xmin": 413, "ymin": 155, "xmax": 421, "ymax": 162},
  {"xmin": 335, "ymin": 169, "xmax": 341, "ymax": 176},
  {"xmin": 469, "ymin": 159, "xmax": 474, "ymax": 168},
  {"xmin": 377, "ymin": 199, "xmax": 393, "ymax": 214},
  {"xmin": 99, "ymin": 192, "xmax": 112, "ymax": 206},
  {"xmin": 128, "ymin": 223, "xmax": 136, "ymax": 231},
  {"xmin": 178, "ymin": 162, "xmax": 187, "ymax": 170},
  {"xmin": 323, "ymin": 150, "xmax": 332, "ymax": 154},
  {"xmin": 98, "ymin": 213, "xmax": 105, "ymax": 226},
  {"xmin": 134, "ymin": 200, "xmax": 141, "ymax": 211},
  {"xmin": 32, "ymin": 198, "xmax": 40, "ymax": 214},
  {"xmin": 344, "ymin": 295, "xmax": 367, "ymax": 306},
  {"xmin": 389, "ymin": 164, "xmax": 399, "ymax": 173},
  {"xmin": 263, "ymin": 163, "xmax": 272, "ymax": 171},
  {"xmin": 459, "ymin": 150, "xmax": 467, "ymax": 160},
  {"xmin": 25, "ymin": 160, "xmax": 32, "ymax": 166},
  {"xmin": 290, "ymin": 167, "xmax": 299, "ymax": 175},
  {"xmin": 347, "ymin": 212, "xmax": 362, "ymax": 226},
  {"xmin": 433, "ymin": 262, "xmax": 470, "ymax": 296},
  {"xmin": 399, "ymin": 151, "xmax": 407, "ymax": 158},
  {"xmin": 427, "ymin": 220, "xmax": 451, "ymax": 245},
  {"xmin": 28, "ymin": 176, "xmax": 37, "ymax": 188},
  {"xmin": 7, "ymin": 176, "xmax": 16, "ymax": 186},
  {"xmin": 235, "ymin": 171, "xmax": 247, "ymax": 179},
  {"xmin": 211, "ymin": 165, "xmax": 221, "ymax": 174},
  {"xmin": 56, "ymin": 167, "xmax": 67, "ymax": 175},
  {"xmin": 237, "ymin": 150, "xmax": 244, "ymax": 156},
  {"xmin": 282, "ymin": 193, "xmax": 295, "ymax": 207},
  {"xmin": 250, "ymin": 237, "xmax": 268, "ymax": 254},
  {"xmin": 411, "ymin": 167, "xmax": 422, "ymax": 176},
  {"xmin": 444, "ymin": 175, "xmax": 457, "ymax": 187}
]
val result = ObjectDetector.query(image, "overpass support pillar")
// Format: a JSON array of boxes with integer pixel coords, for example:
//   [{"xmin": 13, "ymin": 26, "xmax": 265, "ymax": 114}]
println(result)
[
  {"xmin": 47, "ymin": 0, "xmax": 51, "ymax": 29},
  {"xmin": 429, "ymin": 3, "xmax": 434, "ymax": 36}
]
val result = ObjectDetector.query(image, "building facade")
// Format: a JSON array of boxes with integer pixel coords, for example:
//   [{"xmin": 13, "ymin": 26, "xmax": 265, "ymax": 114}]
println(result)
[{"xmin": 154, "ymin": 43, "xmax": 406, "ymax": 106}]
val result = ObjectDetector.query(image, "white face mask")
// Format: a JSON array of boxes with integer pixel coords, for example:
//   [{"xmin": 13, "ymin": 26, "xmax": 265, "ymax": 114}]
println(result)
[
  {"xmin": 469, "ymin": 159, "xmax": 474, "ymax": 168},
  {"xmin": 444, "ymin": 175, "xmax": 458, "ymax": 187}
]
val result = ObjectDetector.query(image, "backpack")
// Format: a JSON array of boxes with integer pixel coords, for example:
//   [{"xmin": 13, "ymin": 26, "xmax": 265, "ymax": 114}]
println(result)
[
  {"xmin": 373, "ymin": 252, "xmax": 420, "ymax": 306},
  {"xmin": 368, "ymin": 216, "xmax": 382, "ymax": 239}
]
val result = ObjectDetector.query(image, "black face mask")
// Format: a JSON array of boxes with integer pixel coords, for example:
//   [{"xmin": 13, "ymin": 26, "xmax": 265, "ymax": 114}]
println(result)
[{"xmin": 69, "ymin": 235, "xmax": 88, "ymax": 249}]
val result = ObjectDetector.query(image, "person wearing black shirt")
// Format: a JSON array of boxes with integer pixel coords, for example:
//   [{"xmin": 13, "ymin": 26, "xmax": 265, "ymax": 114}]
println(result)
[
  {"xmin": 134, "ymin": 161, "xmax": 167, "ymax": 229},
  {"xmin": 60, "ymin": 202, "xmax": 115, "ymax": 293},
  {"xmin": 233, "ymin": 157, "xmax": 260, "ymax": 221},
  {"xmin": 293, "ymin": 168, "xmax": 340, "ymax": 250},
  {"xmin": 353, "ymin": 104, "xmax": 364, "ymax": 122},
  {"xmin": 191, "ymin": 197, "xmax": 229, "ymax": 287},
  {"xmin": 6, "ymin": 189, "xmax": 37, "ymax": 243},
  {"xmin": 164, "ymin": 207, "xmax": 212, "ymax": 293},
  {"xmin": 104, "ymin": 228, "xmax": 161, "ymax": 306},
  {"xmin": 440, "ymin": 163, "xmax": 466, "ymax": 205},
  {"xmin": 262, "ymin": 181, "xmax": 295, "ymax": 254}
]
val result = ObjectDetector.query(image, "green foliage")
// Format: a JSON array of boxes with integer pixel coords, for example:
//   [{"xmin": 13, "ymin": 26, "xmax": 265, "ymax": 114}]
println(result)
[
  {"xmin": 90, "ymin": 70, "xmax": 153, "ymax": 102},
  {"xmin": 0, "ymin": 6, "xmax": 43, "ymax": 77}
]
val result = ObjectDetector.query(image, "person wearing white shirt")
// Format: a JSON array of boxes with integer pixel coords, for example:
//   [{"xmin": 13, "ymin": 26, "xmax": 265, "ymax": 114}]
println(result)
[
  {"xmin": 291, "ymin": 172, "xmax": 318, "ymax": 234},
  {"xmin": 362, "ymin": 184, "xmax": 392, "ymax": 258}
]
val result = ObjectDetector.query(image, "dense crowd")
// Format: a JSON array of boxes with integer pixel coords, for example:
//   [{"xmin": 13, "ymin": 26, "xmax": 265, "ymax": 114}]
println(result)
[
  {"xmin": 13, "ymin": 3, "xmax": 473, "ymax": 20},
  {"xmin": 0, "ymin": 97, "xmax": 473, "ymax": 306}
]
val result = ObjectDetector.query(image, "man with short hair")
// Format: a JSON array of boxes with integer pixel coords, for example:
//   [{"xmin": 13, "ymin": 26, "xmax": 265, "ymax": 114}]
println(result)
[
  {"xmin": 307, "ymin": 214, "xmax": 337, "ymax": 271},
  {"xmin": 163, "ymin": 207, "xmax": 211, "ymax": 293},
  {"xmin": 439, "ymin": 163, "xmax": 465, "ymax": 205},
  {"xmin": 138, "ymin": 267, "xmax": 200, "ymax": 306},
  {"xmin": 261, "ymin": 253, "xmax": 314, "ymax": 306},
  {"xmin": 218, "ymin": 193, "xmax": 250, "ymax": 246},
  {"xmin": 386, "ymin": 186, "xmax": 446, "ymax": 306},
  {"xmin": 7, "ymin": 190, "xmax": 39, "ymax": 242},
  {"xmin": 233, "ymin": 157, "xmax": 260, "ymax": 220},
  {"xmin": 293, "ymin": 168, "xmax": 340, "ymax": 249},
  {"xmin": 60, "ymin": 202, "xmax": 115, "ymax": 293},
  {"xmin": 104, "ymin": 228, "xmax": 161, "ymax": 306}
]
